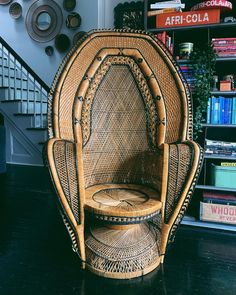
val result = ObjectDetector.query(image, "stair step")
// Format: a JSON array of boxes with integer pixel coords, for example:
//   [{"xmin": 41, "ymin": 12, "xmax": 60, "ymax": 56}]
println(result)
[
  {"xmin": 1, "ymin": 99, "xmax": 48, "ymax": 103},
  {"xmin": 27, "ymin": 127, "xmax": 47, "ymax": 131}
]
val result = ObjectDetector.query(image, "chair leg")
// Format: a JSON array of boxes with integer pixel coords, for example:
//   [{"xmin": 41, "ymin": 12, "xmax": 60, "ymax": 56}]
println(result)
[{"xmin": 76, "ymin": 224, "xmax": 86, "ymax": 269}]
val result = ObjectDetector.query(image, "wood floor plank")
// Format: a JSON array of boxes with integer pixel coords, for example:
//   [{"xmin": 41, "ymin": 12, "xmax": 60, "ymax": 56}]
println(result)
[{"xmin": 0, "ymin": 165, "xmax": 236, "ymax": 295}]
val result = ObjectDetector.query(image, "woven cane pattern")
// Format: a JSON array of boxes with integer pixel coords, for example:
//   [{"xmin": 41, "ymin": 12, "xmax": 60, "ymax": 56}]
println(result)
[
  {"xmin": 81, "ymin": 56, "xmax": 159, "ymax": 147},
  {"xmin": 168, "ymin": 145, "xmax": 204, "ymax": 243},
  {"xmin": 82, "ymin": 64, "xmax": 162, "ymax": 189},
  {"xmin": 48, "ymin": 31, "xmax": 190, "ymax": 142},
  {"xmin": 164, "ymin": 143, "xmax": 192, "ymax": 223},
  {"xmin": 53, "ymin": 140, "xmax": 80, "ymax": 223},
  {"xmin": 85, "ymin": 222, "xmax": 160, "ymax": 275}
]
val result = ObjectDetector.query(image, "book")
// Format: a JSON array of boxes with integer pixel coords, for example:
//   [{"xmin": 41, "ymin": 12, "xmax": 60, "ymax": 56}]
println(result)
[
  {"xmin": 203, "ymin": 191, "xmax": 236, "ymax": 205},
  {"xmin": 147, "ymin": 8, "xmax": 180, "ymax": 17},
  {"xmin": 221, "ymin": 162, "xmax": 236, "ymax": 166},
  {"xmin": 207, "ymin": 97, "xmax": 211, "ymax": 124},
  {"xmin": 200, "ymin": 202, "xmax": 236, "ymax": 225},
  {"xmin": 211, "ymin": 96, "xmax": 220, "ymax": 124},
  {"xmin": 232, "ymin": 97, "xmax": 236, "ymax": 124},
  {"xmin": 150, "ymin": 1, "xmax": 185, "ymax": 9}
]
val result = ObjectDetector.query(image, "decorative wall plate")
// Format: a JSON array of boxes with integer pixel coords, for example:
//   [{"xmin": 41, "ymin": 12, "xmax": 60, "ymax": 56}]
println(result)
[
  {"xmin": 45, "ymin": 45, "xmax": 54, "ymax": 56},
  {"xmin": 25, "ymin": 0, "xmax": 63, "ymax": 43},
  {"xmin": 9, "ymin": 2, "xmax": 22, "ymax": 19},
  {"xmin": 66, "ymin": 12, "xmax": 81, "ymax": 29},
  {"xmin": 0, "ymin": 0, "xmax": 12, "ymax": 5},
  {"xmin": 55, "ymin": 34, "xmax": 70, "ymax": 53},
  {"xmin": 63, "ymin": 0, "xmax": 76, "ymax": 12}
]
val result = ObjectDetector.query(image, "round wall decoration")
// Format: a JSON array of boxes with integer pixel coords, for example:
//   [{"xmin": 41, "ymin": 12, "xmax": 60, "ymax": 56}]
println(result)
[
  {"xmin": 45, "ymin": 45, "xmax": 54, "ymax": 56},
  {"xmin": 55, "ymin": 34, "xmax": 71, "ymax": 53},
  {"xmin": 9, "ymin": 2, "xmax": 22, "ymax": 19},
  {"xmin": 63, "ymin": 0, "xmax": 76, "ymax": 12},
  {"xmin": 25, "ymin": 0, "xmax": 63, "ymax": 43},
  {"xmin": 66, "ymin": 12, "xmax": 81, "ymax": 29},
  {"xmin": 0, "ymin": 0, "xmax": 12, "ymax": 5}
]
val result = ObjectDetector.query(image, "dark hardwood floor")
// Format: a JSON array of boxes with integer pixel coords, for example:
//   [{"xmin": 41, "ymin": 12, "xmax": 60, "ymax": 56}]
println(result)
[{"xmin": 0, "ymin": 165, "xmax": 236, "ymax": 295}]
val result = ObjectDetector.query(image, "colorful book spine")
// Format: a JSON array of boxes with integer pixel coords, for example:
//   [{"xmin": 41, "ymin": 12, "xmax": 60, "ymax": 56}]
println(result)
[
  {"xmin": 207, "ymin": 97, "xmax": 211, "ymax": 124},
  {"xmin": 232, "ymin": 97, "xmax": 236, "ymax": 124},
  {"xmin": 219, "ymin": 96, "xmax": 225, "ymax": 124},
  {"xmin": 211, "ymin": 96, "xmax": 220, "ymax": 124}
]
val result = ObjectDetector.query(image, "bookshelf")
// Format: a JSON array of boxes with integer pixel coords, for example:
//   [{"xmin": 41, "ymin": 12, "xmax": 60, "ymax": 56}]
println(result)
[{"xmin": 144, "ymin": 0, "xmax": 236, "ymax": 231}]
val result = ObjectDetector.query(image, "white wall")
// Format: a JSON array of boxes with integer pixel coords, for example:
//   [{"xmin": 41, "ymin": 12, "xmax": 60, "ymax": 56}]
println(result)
[{"xmin": 0, "ymin": 0, "xmax": 137, "ymax": 86}]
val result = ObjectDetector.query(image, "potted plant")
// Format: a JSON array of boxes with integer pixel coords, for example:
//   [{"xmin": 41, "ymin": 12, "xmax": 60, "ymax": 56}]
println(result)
[{"xmin": 190, "ymin": 43, "xmax": 217, "ymax": 139}]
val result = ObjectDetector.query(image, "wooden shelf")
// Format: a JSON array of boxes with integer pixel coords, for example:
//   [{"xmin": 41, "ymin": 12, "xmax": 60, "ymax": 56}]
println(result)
[
  {"xmin": 147, "ymin": 21, "xmax": 236, "ymax": 33},
  {"xmin": 182, "ymin": 217, "xmax": 236, "ymax": 232},
  {"xmin": 204, "ymin": 154, "xmax": 236, "ymax": 160},
  {"xmin": 210, "ymin": 91, "xmax": 236, "ymax": 96},
  {"xmin": 196, "ymin": 185, "xmax": 236, "ymax": 192},
  {"xmin": 202, "ymin": 124, "xmax": 236, "ymax": 128}
]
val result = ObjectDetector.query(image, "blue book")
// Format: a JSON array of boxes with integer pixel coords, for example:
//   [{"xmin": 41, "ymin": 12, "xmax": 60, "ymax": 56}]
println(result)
[
  {"xmin": 223, "ymin": 97, "xmax": 232, "ymax": 124},
  {"xmin": 219, "ymin": 96, "xmax": 225, "ymax": 124},
  {"xmin": 207, "ymin": 97, "xmax": 211, "ymax": 124},
  {"xmin": 232, "ymin": 97, "xmax": 236, "ymax": 124},
  {"xmin": 228, "ymin": 98, "xmax": 233, "ymax": 124},
  {"xmin": 211, "ymin": 96, "xmax": 220, "ymax": 124}
]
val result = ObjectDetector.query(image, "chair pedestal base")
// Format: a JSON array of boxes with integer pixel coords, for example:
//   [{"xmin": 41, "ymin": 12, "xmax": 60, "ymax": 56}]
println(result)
[{"xmin": 85, "ymin": 222, "xmax": 161, "ymax": 279}]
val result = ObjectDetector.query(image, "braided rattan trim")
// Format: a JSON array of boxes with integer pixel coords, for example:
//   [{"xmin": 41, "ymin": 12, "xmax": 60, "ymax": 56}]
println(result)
[
  {"xmin": 168, "ymin": 145, "xmax": 203, "ymax": 243},
  {"xmin": 92, "ymin": 210, "xmax": 161, "ymax": 225},
  {"xmin": 60, "ymin": 209, "xmax": 79, "ymax": 254},
  {"xmin": 79, "ymin": 55, "xmax": 161, "ymax": 147}
]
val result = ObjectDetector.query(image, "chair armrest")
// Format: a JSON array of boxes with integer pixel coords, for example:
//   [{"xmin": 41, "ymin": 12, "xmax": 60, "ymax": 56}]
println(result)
[
  {"xmin": 159, "ymin": 140, "xmax": 203, "ymax": 254},
  {"xmin": 44, "ymin": 138, "xmax": 86, "ymax": 265},
  {"xmin": 44, "ymin": 138, "xmax": 81, "ymax": 227}
]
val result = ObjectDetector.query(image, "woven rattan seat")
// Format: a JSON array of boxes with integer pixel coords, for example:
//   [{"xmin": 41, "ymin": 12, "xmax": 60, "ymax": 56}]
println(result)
[
  {"xmin": 45, "ymin": 30, "xmax": 203, "ymax": 279},
  {"xmin": 85, "ymin": 184, "xmax": 162, "ymax": 223}
]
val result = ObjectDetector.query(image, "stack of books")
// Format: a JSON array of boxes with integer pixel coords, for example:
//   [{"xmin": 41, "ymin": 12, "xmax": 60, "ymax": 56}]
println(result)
[
  {"xmin": 212, "ymin": 38, "xmax": 236, "ymax": 57},
  {"xmin": 156, "ymin": 31, "xmax": 173, "ymax": 52},
  {"xmin": 205, "ymin": 139, "xmax": 236, "ymax": 156},
  {"xmin": 200, "ymin": 190, "xmax": 236, "ymax": 225},
  {"xmin": 179, "ymin": 63, "xmax": 195, "ymax": 91},
  {"xmin": 206, "ymin": 96, "xmax": 236, "ymax": 124},
  {"xmin": 148, "ymin": 0, "xmax": 185, "ymax": 17}
]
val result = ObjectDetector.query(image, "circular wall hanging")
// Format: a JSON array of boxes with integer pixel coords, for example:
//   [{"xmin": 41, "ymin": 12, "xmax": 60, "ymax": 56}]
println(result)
[
  {"xmin": 66, "ymin": 12, "xmax": 81, "ymax": 29},
  {"xmin": 25, "ymin": 0, "xmax": 63, "ymax": 43},
  {"xmin": 45, "ymin": 45, "xmax": 54, "ymax": 56},
  {"xmin": 63, "ymin": 0, "xmax": 76, "ymax": 12},
  {"xmin": 55, "ymin": 34, "xmax": 71, "ymax": 53},
  {"xmin": 0, "ymin": 0, "xmax": 12, "ymax": 5},
  {"xmin": 9, "ymin": 2, "xmax": 22, "ymax": 19}
]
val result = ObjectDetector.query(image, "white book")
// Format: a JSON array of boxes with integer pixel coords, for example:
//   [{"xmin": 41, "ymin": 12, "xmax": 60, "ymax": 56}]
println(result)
[
  {"xmin": 150, "ymin": 1, "xmax": 185, "ymax": 9},
  {"xmin": 151, "ymin": 3, "xmax": 185, "ymax": 9}
]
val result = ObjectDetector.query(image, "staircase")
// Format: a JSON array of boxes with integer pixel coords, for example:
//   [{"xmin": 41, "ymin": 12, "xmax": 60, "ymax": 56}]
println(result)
[{"xmin": 0, "ymin": 37, "xmax": 50, "ymax": 166}]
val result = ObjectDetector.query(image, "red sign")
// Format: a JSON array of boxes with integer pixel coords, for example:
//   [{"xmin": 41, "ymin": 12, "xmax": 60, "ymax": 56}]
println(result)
[
  {"xmin": 191, "ymin": 0, "xmax": 232, "ymax": 11},
  {"xmin": 156, "ymin": 9, "xmax": 220, "ymax": 29}
]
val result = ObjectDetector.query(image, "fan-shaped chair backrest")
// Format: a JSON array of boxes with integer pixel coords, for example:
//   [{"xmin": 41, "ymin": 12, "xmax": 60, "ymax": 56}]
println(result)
[{"xmin": 48, "ymin": 30, "xmax": 192, "ymax": 189}]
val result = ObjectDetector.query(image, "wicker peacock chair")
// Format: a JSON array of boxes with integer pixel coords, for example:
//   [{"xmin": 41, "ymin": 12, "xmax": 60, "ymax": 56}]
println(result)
[{"xmin": 44, "ymin": 30, "xmax": 203, "ymax": 279}]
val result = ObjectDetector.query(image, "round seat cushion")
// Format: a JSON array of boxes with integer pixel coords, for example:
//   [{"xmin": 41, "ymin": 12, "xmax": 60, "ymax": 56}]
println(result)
[{"xmin": 85, "ymin": 184, "xmax": 162, "ymax": 224}]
